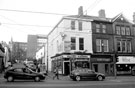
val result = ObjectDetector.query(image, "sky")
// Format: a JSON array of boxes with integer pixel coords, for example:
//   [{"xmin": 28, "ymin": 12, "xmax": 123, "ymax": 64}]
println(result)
[{"xmin": 0, "ymin": 0, "xmax": 135, "ymax": 43}]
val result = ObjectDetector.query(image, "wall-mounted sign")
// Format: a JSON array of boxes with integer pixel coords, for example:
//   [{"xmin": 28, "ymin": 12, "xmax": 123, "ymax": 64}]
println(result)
[
  {"xmin": 63, "ymin": 55, "xmax": 90, "ymax": 58},
  {"xmin": 117, "ymin": 56, "xmax": 135, "ymax": 64},
  {"xmin": 91, "ymin": 58, "xmax": 112, "ymax": 63}
]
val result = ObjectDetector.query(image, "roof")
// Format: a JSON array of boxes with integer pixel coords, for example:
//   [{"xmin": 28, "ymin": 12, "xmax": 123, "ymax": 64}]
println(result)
[{"xmin": 64, "ymin": 15, "xmax": 112, "ymax": 22}]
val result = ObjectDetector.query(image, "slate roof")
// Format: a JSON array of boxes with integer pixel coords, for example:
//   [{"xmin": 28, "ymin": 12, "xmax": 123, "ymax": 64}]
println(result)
[{"xmin": 64, "ymin": 15, "xmax": 112, "ymax": 22}]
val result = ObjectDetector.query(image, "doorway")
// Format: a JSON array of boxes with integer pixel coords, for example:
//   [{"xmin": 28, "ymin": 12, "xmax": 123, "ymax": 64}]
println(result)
[{"xmin": 64, "ymin": 62, "xmax": 70, "ymax": 75}]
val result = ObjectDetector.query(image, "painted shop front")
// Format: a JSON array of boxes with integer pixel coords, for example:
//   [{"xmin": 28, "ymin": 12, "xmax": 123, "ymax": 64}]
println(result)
[
  {"xmin": 91, "ymin": 55, "xmax": 114, "ymax": 76},
  {"xmin": 116, "ymin": 56, "xmax": 135, "ymax": 76},
  {"xmin": 51, "ymin": 53, "xmax": 91, "ymax": 75}
]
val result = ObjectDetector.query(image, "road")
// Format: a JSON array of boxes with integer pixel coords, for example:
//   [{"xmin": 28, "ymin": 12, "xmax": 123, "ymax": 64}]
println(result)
[{"xmin": 0, "ymin": 76, "xmax": 135, "ymax": 88}]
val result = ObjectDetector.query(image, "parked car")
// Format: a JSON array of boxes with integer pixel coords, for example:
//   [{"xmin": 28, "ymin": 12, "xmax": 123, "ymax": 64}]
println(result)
[
  {"xmin": 70, "ymin": 68, "xmax": 105, "ymax": 81},
  {"xmin": 4, "ymin": 67, "xmax": 46, "ymax": 82}
]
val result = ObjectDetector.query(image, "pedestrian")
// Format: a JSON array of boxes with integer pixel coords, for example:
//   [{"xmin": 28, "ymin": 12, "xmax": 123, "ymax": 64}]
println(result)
[{"xmin": 53, "ymin": 67, "xmax": 59, "ymax": 80}]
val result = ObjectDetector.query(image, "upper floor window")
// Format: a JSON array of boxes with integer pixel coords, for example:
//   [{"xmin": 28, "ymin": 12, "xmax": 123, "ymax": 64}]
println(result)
[
  {"xmin": 127, "ymin": 41, "xmax": 131, "ymax": 52},
  {"xmin": 121, "ymin": 26, "xmax": 125, "ymax": 35},
  {"xmin": 102, "ymin": 25, "xmax": 106, "ymax": 33},
  {"xmin": 117, "ymin": 41, "xmax": 122, "ymax": 52},
  {"xmin": 122, "ymin": 40, "xmax": 126, "ymax": 52},
  {"xmin": 133, "ymin": 27, "xmax": 135, "ymax": 35},
  {"xmin": 116, "ymin": 26, "xmax": 121, "ymax": 35},
  {"xmin": 126, "ymin": 27, "xmax": 130, "ymax": 35},
  {"xmin": 96, "ymin": 39, "xmax": 101, "ymax": 52},
  {"xmin": 117, "ymin": 39, "xmax": 132, "ymax": 53},
  {"xmin": 96, "ymin": 39, "xmax": 109, "ymax": 52},
  {"xmin": 103, "ymin": 40, "xmax": 108, "ymax": 52},
  {"xmin": 78, "ymin": 21, "xmax": 82, "ymax": 31},
  {"xmin": 71, "ymin": 20, "xmax": 75, "ymax": 30},
  {"xmin": 79, "ymin": 38, "xmax": 84, "ymax": 50},
  {"xmin": 71, "ymin": 37, "xmax": 76, "ymax": 50},
  {"xmin": 96, "ymin": 24, "xmax": 100, "ymax": 33}
]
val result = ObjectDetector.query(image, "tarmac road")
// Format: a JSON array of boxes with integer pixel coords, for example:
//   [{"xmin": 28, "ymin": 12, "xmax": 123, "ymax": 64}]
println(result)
[{"xmin": 0, "ymin": 73, "xmax": 135, "ymax": 88}]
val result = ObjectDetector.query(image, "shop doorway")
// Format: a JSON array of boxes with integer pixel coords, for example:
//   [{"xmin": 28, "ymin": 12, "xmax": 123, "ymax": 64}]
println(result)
[
  {"xmin": 93, "ymin": 64, "xmax": 98, "ymax": 72},
  {"xmin": 64, "ymin": 62, "xmax": 70, "ymax": 75}
]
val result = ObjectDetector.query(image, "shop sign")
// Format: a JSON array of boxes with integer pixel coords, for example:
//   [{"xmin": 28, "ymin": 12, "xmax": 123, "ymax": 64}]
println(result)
[
  {"xmin": 117, "ymin": 56, "xmax": 135, "ymax": 64},
  {"xmin": 63, "ymin": 55, "xmax": 90, "ymax": 58},
  {"xmin": 91, "ymin": 58, "xmax": 112, "ymax": 63},
  {"xmin": 76, "ymin": 55, "xmax": 90, "ymax": 58}
]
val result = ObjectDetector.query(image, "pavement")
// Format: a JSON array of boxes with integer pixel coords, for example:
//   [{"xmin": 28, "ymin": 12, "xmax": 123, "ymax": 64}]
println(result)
[{"xmin": 1, "ymin": 72, "xmax": 135, "ymax": 82}]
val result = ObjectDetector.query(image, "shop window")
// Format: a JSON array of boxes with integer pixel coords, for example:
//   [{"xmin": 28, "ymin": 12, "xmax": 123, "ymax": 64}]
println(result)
[
  {"xmin": 79, "ymin": 38, "xmax": 84, "ymax": 50},
  {"xmin": 71, "ymin": 37, "xmax": 76, "ymax": 50}
]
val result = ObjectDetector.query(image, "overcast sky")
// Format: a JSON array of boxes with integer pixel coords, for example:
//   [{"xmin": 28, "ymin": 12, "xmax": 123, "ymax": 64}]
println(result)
[{"xmin": 0, "ymin": 0, "xmax": 135, "ymax": 43}]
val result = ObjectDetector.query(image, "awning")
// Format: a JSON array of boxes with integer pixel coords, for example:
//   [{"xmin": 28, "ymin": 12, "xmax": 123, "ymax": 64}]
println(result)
[{"xmin": 116, "ymin": 56, "xmax": 135, "ymax": 64}]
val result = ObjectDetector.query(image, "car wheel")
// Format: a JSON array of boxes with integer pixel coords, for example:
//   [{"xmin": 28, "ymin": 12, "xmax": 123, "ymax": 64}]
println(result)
[
  {"xmin": 7, "ymin": 76, "xmax": 14, "ymax": 82},
  {"xmin": 76, "ymin": 76, "xmax": 81, "ymax": 81},
  {"xmin": 34, "ymin": 77, "xmax": 40, "ymax": 82},
  {"xmin": 97, "ymin": 76, "xmax": 103, "ymax": 81}
]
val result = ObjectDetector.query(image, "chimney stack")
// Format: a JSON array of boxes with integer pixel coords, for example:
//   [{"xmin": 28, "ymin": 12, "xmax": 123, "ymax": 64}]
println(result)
[
  {"xmin": 133, "ymin": 12, "xmax": 135, "ymax": 23},
  {"xmin": 98, "ymin": 9, "xmax": 106, "ymax": 18},
  {"xmin": 78, "ymin": 6, "xmax": 83, "ymax": 16}
]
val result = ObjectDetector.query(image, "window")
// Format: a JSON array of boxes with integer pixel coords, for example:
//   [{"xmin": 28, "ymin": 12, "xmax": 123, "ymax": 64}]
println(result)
[
  {"xmin": 103, "ymin": 40, "xmax": 108, "ymax": 52},
  {"xmin": 71, "ymin": 37, "xmax": 76, "ymax": 50},
  {"xmin": 127, "ymin": 41, "xmax": 131, "ymax": 52},
  {"xmin": 78, "ymin": 21, "xmax": 82, "ymax": 31},
  {"xmin": 122, "ymin": 40, "xmax": 126, "ymax": 52},
  {"xmin": 14, "ymin": 68, "xmax": 23, "ymax": 72},
  {"xmin": 96, "ymin": 24, "xmax": 100, "ymax": 33},
  {"xmin": 71, "ymin": 20, "xmax": 75, "ymax": 30},
  {"xmin": 102, "ymin": 25, "xmax": 106, "ymax": 33},
  {"xmin": 133, "ymin": 27, "xmax": 135, "ymax": 35},
  {"xmin": 96, "ymin": 39, "xmax": 101, "ymax": 52},
  {"xmin": 126, "ymin": 27, "xmax": 130, "ymax": 35},
  {"xmin": 117, "ymin": 39, "xmax": 132, "ymax": 53},
  {"xmin": 117, "ymin": 41, "xmax": 122, "ymax": 52},
  {"xmin": 121, "ymin": 26, "xmax": 125, "ymax": 35},
  {"xmin": 116, "ymin": 26, "xmax": 121, "ymax": 35},
  {"xmin": 79, "ymin": 38, "xmax": 84, "ymax": 50}
]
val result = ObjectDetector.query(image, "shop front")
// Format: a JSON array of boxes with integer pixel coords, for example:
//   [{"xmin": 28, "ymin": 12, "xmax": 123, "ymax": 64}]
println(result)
[
  {"xmin": 116, "ymin": 56, "xmax": 135, "ymax": 76},
  {"xmin": 51, "ymin": 53, "xmax": 91, "ymax": 75},
  {"xmin": 91, "ymin": 55, "xmax": 113, "ymax": 76}
]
